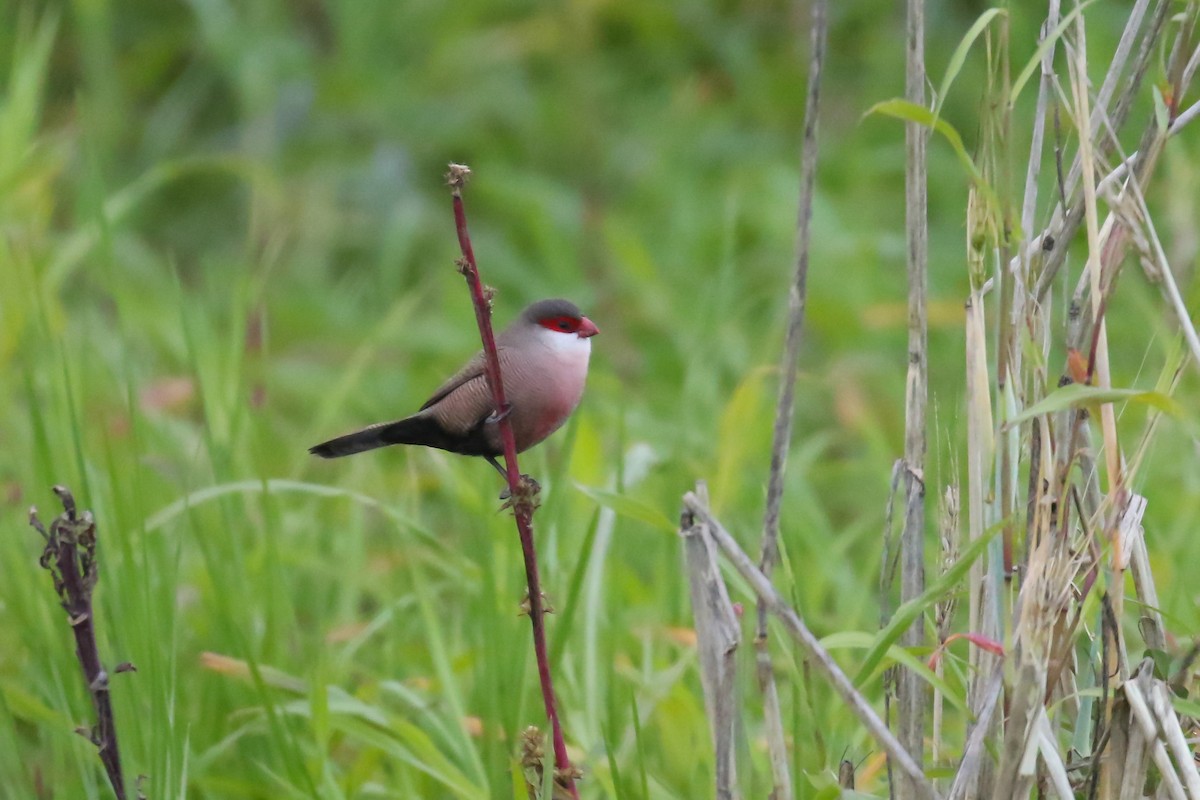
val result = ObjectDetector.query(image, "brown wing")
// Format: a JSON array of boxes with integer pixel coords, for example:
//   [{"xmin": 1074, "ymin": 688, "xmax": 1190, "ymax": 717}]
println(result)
[
  {"xmin": 421, "ymin": 313, "xmax": 531, "ymax": 410},
  {"xmin": 419, "ymin": 346, "xmax": 519, "ymax": 442},
  {"xmin": 419, "ymin": 312, "xmax": 533, "ymax": 412},
  {"xmin": 418, "ymin": 345, "xmax": 527, "ymax": 442},
  {"xmin": 425, "ymin": 373, "xmax": 495, "ymax": 436},
  {"xmin": 419, "ymin": 350, "xmax": 487, "ymax": 411}
]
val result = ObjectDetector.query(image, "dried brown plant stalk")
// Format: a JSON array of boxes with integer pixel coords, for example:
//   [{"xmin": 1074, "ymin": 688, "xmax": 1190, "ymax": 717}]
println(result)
[
  {"xmin": 897, "ymin": 0, "xmax": 929, "ymax": 796},
  {"xmin": 754, "ymin": 1, "xmax": 828, "ymax": 797},
  {"xmin": 30, "ymin": 486, "xmax": 129, "ymax": 800},
  {"xmin": 681, "ymin": 481, "xmax": 740, "ymax": 799}
]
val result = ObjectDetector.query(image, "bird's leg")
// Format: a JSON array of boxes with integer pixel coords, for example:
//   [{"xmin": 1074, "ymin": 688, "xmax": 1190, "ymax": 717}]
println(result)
[
  {"xmin": 485, "ymin": 455, "xmax": 508, "ymax": 479},
  {"xmin": 484, "ymin": 408, "xmax": 518, "ymax": 497},
  {"xmin": 488, "ymin": 455, "xmax": 514, "ymax": 499}
]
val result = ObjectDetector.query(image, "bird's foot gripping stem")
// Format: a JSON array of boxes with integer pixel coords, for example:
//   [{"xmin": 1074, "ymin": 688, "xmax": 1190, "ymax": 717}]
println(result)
[
  {"xmin": 486, "ymin": 455, "xmax": 541, "ymax": 505},
  {"xmin": 485, "ymin": 403, "xmax": 513, "ymax": 424},
  {"xmin": 499, "ymin": 474, "xmax": 541, "ymax": 507}
]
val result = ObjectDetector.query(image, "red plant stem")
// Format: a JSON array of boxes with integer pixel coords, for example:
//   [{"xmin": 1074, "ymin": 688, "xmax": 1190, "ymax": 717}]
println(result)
[{"xmin": 447, "ymin": 164, "xmax": 578, "ymax": 798}]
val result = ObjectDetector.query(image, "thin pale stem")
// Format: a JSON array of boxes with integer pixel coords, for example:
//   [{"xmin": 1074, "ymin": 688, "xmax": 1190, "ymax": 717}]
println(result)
[
  {"xmin": 759, "ymin": 0, "xmax": 827, "ymax": 608},
  {"xmin": 754, "ymin": 1, "xmax": 827, "ymax": 797}
]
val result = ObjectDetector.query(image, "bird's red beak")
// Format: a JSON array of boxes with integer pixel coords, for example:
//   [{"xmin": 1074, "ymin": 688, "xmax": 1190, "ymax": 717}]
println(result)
[{"xmin": 578, "ymin": 316, "xmax": 600, "ymax": 338}]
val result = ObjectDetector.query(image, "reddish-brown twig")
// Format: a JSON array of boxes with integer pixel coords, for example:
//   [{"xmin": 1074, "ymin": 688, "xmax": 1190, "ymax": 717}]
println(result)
[{"xmin": 445, "ymin": 163, "xmax": 579, "ymax": 799}]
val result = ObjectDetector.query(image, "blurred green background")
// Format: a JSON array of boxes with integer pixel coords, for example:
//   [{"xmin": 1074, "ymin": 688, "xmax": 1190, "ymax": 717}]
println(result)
[{"xmin": 2, "ymin": 1, "xmax": 1198, "ymax": 797}]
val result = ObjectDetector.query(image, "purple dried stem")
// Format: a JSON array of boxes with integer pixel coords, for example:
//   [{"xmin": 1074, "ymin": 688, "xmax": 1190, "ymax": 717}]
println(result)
[{"xmin": 446, "ymin": 163, "xmax": 579, "ymax": 799}]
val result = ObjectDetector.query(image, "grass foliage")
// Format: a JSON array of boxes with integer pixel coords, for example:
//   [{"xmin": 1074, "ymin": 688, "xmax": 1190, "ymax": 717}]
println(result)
[{"xmin": 2, "ymin": 1, "xmax": 1199, "ymax": 798}]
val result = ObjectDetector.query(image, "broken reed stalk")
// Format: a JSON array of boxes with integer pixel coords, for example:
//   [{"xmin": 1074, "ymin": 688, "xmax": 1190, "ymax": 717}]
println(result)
[
  {"xmin": 445, "ymin": 164, "xmax": 579, "ymax": 799},
  {"xmin": 30, "ymin": 486, "xmax": 127, "ymax": 800},
  {"xmin": 680, "ymin": 481, "xmax": 740, "ymax": 799},
  {"xmin": 682, "ymin": 493, "xmax": 939, "ymax": 800},
  {"xmin": 898, "ymin": 0, "xmax": 928, "ymax": 794},
  {"xmin": 754, "ymin": 1, "xmax": 827, "ymax": 797}
]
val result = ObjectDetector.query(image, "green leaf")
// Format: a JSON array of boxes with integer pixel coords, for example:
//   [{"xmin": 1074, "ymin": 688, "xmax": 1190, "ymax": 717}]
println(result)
[
  {"xmin": 1170, "ymin": 694, "xmax": 1200, "ymax": 720},
  {"xmin": 1152, "ymin": 84, "xmax": 1170, "ymax": 133},
  {"xmin": 324, "ymin": 711, "xmax": 486, "ymax": 799},
  {"xmin": 574, "ymin": 483, "xmax": 678, "ymax": 533},
  {"xmin": 1004, "ymin": 383, "xmax": 1183, "ymax": 430},
  {"xmin": 714, "ymin": 365, "xmax": 771, "ymax": 507},
  {"xmin": 865, "ymin": 99, "xmax": 984, "ymax": 185},
  {"xmin": 933, "ymin": 9, "xmax": 1008, "ymax": 121},
  {"xmin": 853, "ymin": 524, "xmax": 997, "ymax": 687},
  {"xmin": 1009, "ymin": 1, "xmax": 1097, "ymax": 104},
  {"xmin": 821, "ymin": 632, "xmax": 968, "ymax": 713}
]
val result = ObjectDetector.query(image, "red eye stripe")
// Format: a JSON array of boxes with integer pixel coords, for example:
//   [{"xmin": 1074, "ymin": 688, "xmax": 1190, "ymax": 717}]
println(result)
[{"xmin": 538, "ymin": 315, "xmax": 582, "ymax": 333}]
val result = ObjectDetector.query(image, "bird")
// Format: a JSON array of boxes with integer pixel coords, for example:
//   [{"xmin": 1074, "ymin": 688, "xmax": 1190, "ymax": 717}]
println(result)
[{"xmin": 309, "ymin": 298, "xmax": 599, "ymax": 480}]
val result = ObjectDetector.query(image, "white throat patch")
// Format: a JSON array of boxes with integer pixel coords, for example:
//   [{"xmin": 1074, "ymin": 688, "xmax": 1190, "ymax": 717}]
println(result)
[{"xmin": 538, "ymin": 326, "xmax": 593, "ymax": 357}]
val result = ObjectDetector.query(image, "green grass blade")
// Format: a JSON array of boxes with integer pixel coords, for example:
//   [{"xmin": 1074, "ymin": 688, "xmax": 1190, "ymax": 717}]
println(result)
[
  {"xmin": 853, "ymin": 524, "xmax": 997, "ymax": 686},
  {"xmin": 933, "ymin": 9, "xmax": 1008, "ymax": 120}
]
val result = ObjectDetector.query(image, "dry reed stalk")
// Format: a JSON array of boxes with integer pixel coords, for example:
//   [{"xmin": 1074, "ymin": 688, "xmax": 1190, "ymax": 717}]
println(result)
[
  {"xmin": 1151, "ymin": 682, "xmax": 1200, "ymax": 795},
  {"xmin": 680, "ymin": 481, "xmax": 741, "ymax": 799},
  {"xmin": 1064, "ymin": 0, "xmax": 1154, "ymax": 200},
  {"xmin": 962, "ymin": 285, "xmax": 999, "ymax": 800},
  {"xmin": 990, "ymin": 19, "xmax": 1022, "ymax": 584},
  {"xmin": 1069, "ymin": 3, "xmax": 1123, "ymax": 501},
  {"xmin": 1119, "ymin": 661, "xmax": 1192, "ymax": 799},
  {"xmin": 898, "ymin": 0, "xmax": 929, "ymax": 795},
  {"xmin": 1064, "ymin": 35, "xmax": 1130, "ymax": 794},
  {"xmin": 993, "ymin": 510, "xmax": 1080, "ymax": 798},
  {"xmin": 753, "ymin": 1, "xmax": 828, "ymax": 795},
  {"xmin": 1020, "ymin": 1, "xmax": 1063, "ymax": 261}
]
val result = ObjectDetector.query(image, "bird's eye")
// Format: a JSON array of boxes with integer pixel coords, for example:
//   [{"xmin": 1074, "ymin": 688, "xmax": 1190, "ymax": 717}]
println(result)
[{"xmin": 539, "ymin": 315, "xmax": 580, "ymax": 333}]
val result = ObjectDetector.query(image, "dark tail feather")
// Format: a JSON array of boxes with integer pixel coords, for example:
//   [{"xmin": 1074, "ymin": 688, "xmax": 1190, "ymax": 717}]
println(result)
[{"xmin": 309, "ymin": 416, "xmax": 445, "ymax": 459}]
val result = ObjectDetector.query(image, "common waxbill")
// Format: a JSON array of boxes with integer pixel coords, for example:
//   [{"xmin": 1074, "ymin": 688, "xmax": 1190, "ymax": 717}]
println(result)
[{"xmin": 309, "ymin": 298, "xmax": 599, "ymax": 477}]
